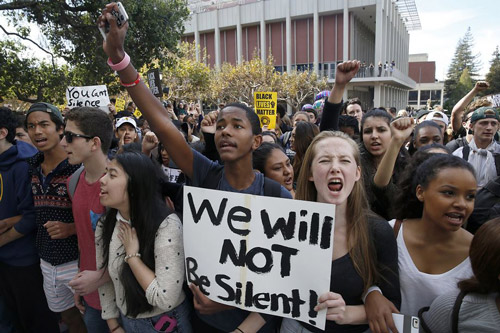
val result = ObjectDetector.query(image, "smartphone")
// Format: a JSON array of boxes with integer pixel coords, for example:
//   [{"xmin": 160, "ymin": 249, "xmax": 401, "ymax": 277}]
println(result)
[
  {"xmin": 391, "ymin": 313, "xmax": 419, "ymax": 333},
  {"xmin": 99, "ymin": 2, "xmax": 129, "ymax": 40}
]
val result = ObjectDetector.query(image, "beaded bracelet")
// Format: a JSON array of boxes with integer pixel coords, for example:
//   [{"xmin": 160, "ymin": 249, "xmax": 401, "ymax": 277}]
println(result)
[
  {"xmin": 120, "ymin": 73, "xmax": 141, "ymax": 88},
  {"xmin": 107, "ymin": 52, "xmax": 130, "ymax": 72},
  {"xmin": 124, "ymin": 253, "xmax": 141, "ymax": 263}
]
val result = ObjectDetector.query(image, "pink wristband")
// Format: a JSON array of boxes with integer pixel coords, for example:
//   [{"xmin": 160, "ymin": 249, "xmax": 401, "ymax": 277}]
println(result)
[{"xmin": 107, "ymin": 52, "xmax": 130, "ymax": 72}]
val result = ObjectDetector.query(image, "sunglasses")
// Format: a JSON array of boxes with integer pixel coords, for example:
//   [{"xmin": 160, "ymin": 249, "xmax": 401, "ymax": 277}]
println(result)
[{"xmin": 64, "ymin": 131, "xmax": 93, "ymax": 143}]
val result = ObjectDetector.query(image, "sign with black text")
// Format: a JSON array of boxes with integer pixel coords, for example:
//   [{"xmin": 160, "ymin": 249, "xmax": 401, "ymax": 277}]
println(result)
[
  {"xmin": 254, "ymin": 92, "xmax": 277, "ymax": 129},
  {"xmin": 147, "ymin": 68, "xmax": 163, "ymax": 97},
  {"xmin": 66, "ymin": 85, "xmax": 110, "ymax": 112},
  {"xmin": 183, "ymin": 186, "xmax": 334, "ymax": 329}
]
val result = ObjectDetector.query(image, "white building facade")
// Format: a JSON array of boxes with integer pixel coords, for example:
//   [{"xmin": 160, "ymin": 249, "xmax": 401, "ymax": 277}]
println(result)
[{"xmin": 182, "ymin": 0, "xmax": 419, "ymax": 110}]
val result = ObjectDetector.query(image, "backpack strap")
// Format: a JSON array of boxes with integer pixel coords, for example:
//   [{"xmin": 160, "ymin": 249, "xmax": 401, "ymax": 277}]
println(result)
[
  {"xmin": 451, "ymin": 290, "xmax": 467, "ymax": 333},
  {"xmin": 494, "ymin": 154, "xmax": 500, "ymax": 176},
  {"xmin": 393, "ymin": 219, "xmax": 403, "ymax": 237},
  {"xmin": 462, "ymin": 145, "xmax": 470, "ymax": 161},
  {"xmin": 263, "ymin": 177, "xmax": 283, "ymax": 198},
  {"xmin": 68, "ymin": 165, "xmax": 85, "ymax": 199},
  {"xmin": 417, "ymin": 306, "xmax": 432, "ymax": 333}
]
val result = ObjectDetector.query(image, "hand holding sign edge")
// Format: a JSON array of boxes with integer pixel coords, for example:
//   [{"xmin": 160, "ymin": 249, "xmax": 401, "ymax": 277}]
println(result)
[{"xmin": 189, "ymin": 283, "xmax": 234, "ymax": 315}]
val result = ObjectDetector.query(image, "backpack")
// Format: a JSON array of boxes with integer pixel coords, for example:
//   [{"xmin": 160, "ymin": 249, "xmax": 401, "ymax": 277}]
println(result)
[
  {"xmin": 418, "ymin": 290, "xmax": 467, "ymax": 333},
  {"xmin": 68, "ymin": 165, "xmax": 85, "ymax": 199},
  {"xmin": 462, "ymin": 145, "xmax": 500, "ymax": 176}
]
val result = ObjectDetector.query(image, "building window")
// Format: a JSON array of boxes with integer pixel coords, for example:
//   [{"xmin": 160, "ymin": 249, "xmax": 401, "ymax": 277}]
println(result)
[
  {"xmin": 420, "ymin": 90, "xmax": 430, "ymax": 105},
  {"xmin": 408, "ymin": 91, "xmax": 418, "ymax": 105},
  {"xmin": 431, "ymin": 90, "xmax": 441, "ymax": 101}
]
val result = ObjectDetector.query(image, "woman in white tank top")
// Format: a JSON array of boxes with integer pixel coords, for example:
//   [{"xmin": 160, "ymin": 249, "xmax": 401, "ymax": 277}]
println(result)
[{"xmin": 389, "ymin": 153, "xmax": 476, "ymax": 316}]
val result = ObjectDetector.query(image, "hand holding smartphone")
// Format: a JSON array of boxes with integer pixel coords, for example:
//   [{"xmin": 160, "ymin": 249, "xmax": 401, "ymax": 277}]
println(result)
[{"xmin": 99, "ymin": 2, "xmax": 129, "ymax": 40}]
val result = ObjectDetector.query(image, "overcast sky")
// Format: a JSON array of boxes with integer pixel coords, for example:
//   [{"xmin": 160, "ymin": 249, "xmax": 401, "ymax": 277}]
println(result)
[{"xmin": 409, "ymin": 0, "xmax": 500, "ymax": 81}]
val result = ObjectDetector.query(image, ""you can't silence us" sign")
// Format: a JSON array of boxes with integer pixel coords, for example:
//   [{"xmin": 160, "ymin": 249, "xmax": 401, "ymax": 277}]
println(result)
[{"xmin": 183, "ymin": 186, "xmax": 335, "ymax": 329}]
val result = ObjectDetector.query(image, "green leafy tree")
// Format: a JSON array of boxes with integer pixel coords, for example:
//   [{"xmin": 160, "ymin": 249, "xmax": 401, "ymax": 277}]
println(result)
[
  {"xmin": 0, "ymin": 0, "xmax": 189, "ymax": 99},
  {"xmin": 485, "ymin": 46, "xmax": 500, "ymax": 95},
  {"xmin": 0, "ymin": 40, "xmax": 72, "ymax": 104},
  {"xmin": 444, "ymin": 27, "xmax": 482, "ymax": 109}
]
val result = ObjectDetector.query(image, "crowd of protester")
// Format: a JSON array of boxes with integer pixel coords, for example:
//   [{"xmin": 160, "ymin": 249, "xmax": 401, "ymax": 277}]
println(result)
[{"xmin": 0, "ymin": 3, "xmax": 499, "ymax": 333}]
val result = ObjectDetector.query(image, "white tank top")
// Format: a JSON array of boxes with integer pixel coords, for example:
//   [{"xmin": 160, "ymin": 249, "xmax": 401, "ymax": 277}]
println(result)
[{"xmin": 392, "ymin": 221, "xmax": 473, "ymax": 316}]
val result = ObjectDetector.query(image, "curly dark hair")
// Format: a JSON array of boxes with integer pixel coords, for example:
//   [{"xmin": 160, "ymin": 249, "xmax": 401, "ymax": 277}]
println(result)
[
  {"xmin": 0, "ymin": 107, "xmax": 18, "ymax": 144},
  {"xmin": 394, "ymin": 154, "xmax": 475, "ymax": 219}
]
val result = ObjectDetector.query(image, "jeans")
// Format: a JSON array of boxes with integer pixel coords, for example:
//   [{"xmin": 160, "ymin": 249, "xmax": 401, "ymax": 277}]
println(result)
[
  {"xmin": 280, "ymin": 318, "xmax": 314, "ymax": 333},
  {"xmin": 120, "ymin": 299, "xmax": 192, "ymax": 333},
  {"xmin": 83, "ymin": 302, "xmax": 109, "ymax": 333}
]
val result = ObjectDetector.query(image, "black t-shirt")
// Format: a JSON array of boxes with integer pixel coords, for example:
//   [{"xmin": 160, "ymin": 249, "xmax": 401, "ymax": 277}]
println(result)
[{"xmin": 300, "ymin": 215, "xmax": 401, "ymax": 332}]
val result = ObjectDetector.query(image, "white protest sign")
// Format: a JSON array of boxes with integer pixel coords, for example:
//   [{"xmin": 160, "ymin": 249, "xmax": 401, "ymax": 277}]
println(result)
[
  {"xmin": 183, "ymin": 186, "xmax": 334, "ymax": 329},
  {"xmin": 66, "ymin": 85, "xmax": 111, "ymax": 112}
]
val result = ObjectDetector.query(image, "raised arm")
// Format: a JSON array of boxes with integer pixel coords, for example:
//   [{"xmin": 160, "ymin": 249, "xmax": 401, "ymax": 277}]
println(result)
[
  {"xmin": 373, "ymin": 117, "xmax": 414, "ymax": 188},
  {"xmin": 320, "ymin": 60, "xmax": 360, "ymax": 131},
  {"xmin": 98, "ymin": 3, "xmax": 194, "ymax": 178},
  {"xmin": 450, "ymin": 81, "xmax": 489, "ymax": 133}
]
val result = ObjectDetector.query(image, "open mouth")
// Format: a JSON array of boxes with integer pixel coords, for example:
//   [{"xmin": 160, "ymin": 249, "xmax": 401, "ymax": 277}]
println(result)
[
  {"xmin": 445, "ymin": 212, "xmax": 464, "ymax": 225},
  {"xmin": 34, "ymin": 138, "xmax": 47, "ymax": 144},
  {"xmin": 284, "ymin": 177, "xmax": 293, "ymax": 186},
  {"xmin": 328, "ymin": 179, "xmax": 343, "ymax": 192}
]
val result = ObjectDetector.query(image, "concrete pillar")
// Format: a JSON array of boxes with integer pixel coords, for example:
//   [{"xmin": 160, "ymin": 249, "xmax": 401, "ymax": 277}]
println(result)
[
  {"xmin": 236, "ymin": 4, "xmax": 243, "ymax": 64},
  {"xmin": 313, "ymin": 0, "xmax": 319, "ymax": 75},
  {"xmin": 417, "ymin": 88, "xmax": 421, "ymax": 109},
  {"xmin": 286, "ymin": 0, "xmax": 292, "ymax": 73},
  {"xmin": 374, "ymin": 0, "xmax": 383, "ymax": 66},
  {"xmin": 343, "ymin": 0, "xmax": 349, "ymax": 60},
  {"xmin": 214, "ymin": 10, "xmax": 220, "ymax": 68},
  {"xmin": 374, "ymin": 83, "xmax": 382, "ymax": 107},
  {"xmin": 260, "ymin": 0, "xmax": 266, "ymax": 63},
  {"xmin": 194, "ymin": 12, "xmax": 200, "ymax": 62}
]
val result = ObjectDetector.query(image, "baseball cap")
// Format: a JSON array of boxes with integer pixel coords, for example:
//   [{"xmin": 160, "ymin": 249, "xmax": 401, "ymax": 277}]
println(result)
[
  {"xmin": 416, "ymin": 109, "xmax": 430, "ymax": 120},
  {"xmin": 115, "ymin": 116, "xmax": 137, "ymax": 130},
  {"xmin": 426, "ymin": 111, "xmax": 449, "ymax": 127},
  {"xmin": 470, "ymin": 107, "xmax": 500, "ymax": 123},
  {"xmin": 26, "ymin": 102, "xmax": 63, "ymax": 123}
]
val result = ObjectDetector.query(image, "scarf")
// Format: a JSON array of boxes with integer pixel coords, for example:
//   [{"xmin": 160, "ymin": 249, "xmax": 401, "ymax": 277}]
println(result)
[{"xmin": 467, "ymin": 139, "xmax": 499, "ymax": 187}]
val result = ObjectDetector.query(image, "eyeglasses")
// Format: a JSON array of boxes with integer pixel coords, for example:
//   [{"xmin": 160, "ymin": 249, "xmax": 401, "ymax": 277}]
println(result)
[{"xmin": 63, "ymin": 131, "xmax": 93, "ymax": 143}]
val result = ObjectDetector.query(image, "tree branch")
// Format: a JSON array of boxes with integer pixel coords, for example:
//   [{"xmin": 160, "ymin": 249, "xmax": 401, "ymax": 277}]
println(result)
[
  {"xmin": 61, "ymin": 2, "xmax": 91, "ymax": 12},
  {"xmin": 0, "ymin": 1, "xmax": 37, "ymax": 11},
  {"xmin": 0, "ymin": 24, "xmax": 56, "ymax": 68}
]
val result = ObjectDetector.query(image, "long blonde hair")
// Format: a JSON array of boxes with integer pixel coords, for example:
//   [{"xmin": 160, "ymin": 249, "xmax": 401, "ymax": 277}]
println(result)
[{"xmin": 296, "ymin": 131, "xmax": 377, "ymax": 291}]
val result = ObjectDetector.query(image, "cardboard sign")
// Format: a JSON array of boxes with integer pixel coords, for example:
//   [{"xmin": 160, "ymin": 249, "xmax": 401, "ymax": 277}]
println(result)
[
  {"xmin": 66, "ymin": 85, "xmax": 110, "ymax": 112},
  {"xmin": 183, "ymin": 186, "xmax": 334, "ymax": 329},
  {"xmin": 147, "ymin": 68, "xmax": 163, "ymax": 97},
  {"xmin": 254, "ymin": 92, "xmax": 277, "ymax": 129},
  {"xmin": 115, "ymin": 98, "xmax": 126, "ymax": 112},
  {"xmin": 486, "ymin": 93, "xmax": 500, "ymax": 107}
]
